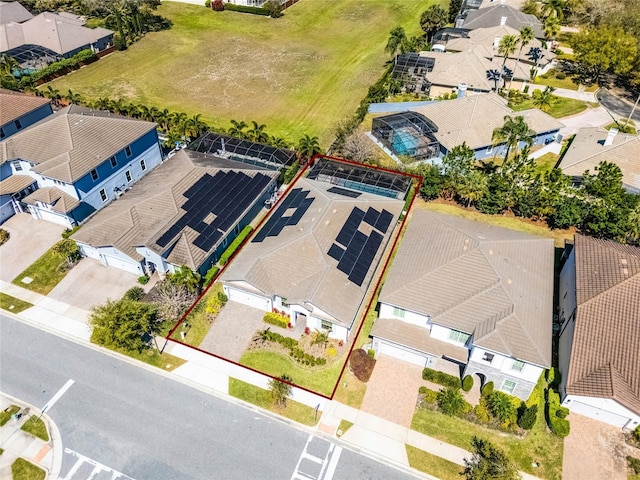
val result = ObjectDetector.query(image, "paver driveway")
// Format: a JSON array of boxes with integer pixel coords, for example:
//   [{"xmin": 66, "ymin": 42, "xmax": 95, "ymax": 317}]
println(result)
[{"xmin": 360, "ymin": 354, "xmax": 423, "ymax": 427}]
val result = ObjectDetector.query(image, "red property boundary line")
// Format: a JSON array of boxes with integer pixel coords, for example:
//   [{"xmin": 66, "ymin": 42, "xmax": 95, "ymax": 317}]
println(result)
[{"xmin": 165, "ymin": 154, "xmax": 423, "ymax": 400}]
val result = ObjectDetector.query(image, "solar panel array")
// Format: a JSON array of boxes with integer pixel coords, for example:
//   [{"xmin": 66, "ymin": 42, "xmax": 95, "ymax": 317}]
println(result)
[
  {"xmin": 327, "ymin": 186, "xmax": 362, "ymax": 198},
  {"xmin": 156, "ymin": 171, "xmax": 272, "ymax": 252},
  {"xmin": 252, "ymin": 188, "xmax": 315, "ymax": 243},
  {"xmin": 328, "ymin": 206, "xmax": 394, "ymax": 286}
]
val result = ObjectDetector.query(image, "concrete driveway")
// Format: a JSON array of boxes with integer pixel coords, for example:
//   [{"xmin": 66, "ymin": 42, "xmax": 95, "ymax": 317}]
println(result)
[
  {"xmin": 563, "ymin": 413, "xmax": 629, "ymax": 480},
  {"xmin": 360, "ymin": 354, "xmax": 424, "ymax": 427},
  {"xmin": 558, "ymin": 105, "xmax": 613, "ymax": 137},
  {"xmin": 0, "ymin": 213, "xmax": 65, "ymax": 282},
  {"xmin": 48, "ymin": 257, "xmax": 141, "ymax": 310}
]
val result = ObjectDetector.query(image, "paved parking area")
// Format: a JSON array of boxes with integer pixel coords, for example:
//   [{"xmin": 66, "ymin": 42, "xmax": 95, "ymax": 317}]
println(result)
[
  {"xmin": 360, "ymin": 354, "xmax": 423, "ymax": 427},
  {"xmin": 48, "ymin": 257, "xmax": 142, "ymax": 310},
  {"xmin": 563, "ymin": 413, "xmax": 629, "ymax": 480},
  {"xmin": 0, "ymin": 213, "xmax": 65, "ymax": 282},
  {"xmin": 199, "ymin": 300, "xmax": 266, "ymax": 362}
]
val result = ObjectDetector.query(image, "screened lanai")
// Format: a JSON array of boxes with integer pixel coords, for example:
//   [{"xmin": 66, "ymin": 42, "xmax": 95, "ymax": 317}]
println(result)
[
  {"xmin": 391, "ymin": 53, "xmax": 434, "ymax": 94},
  {"xmin": 371, "ymin": 112, "xmax": 440, "ymax": 161}
]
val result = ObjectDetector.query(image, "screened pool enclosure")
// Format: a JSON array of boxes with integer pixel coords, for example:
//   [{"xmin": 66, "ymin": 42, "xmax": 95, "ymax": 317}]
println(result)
[{"xmin": 371, "ymin": 112, "xmax": 440, "ymax": 161}]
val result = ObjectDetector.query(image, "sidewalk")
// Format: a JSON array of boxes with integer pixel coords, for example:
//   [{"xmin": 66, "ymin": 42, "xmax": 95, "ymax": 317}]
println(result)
[
  {"xmin": 0, "ymin": 393, "xmax": 63, "ymax": 480},
  {"xmin": 1, "ymin": 282, "xmax": 543, "ymax": 480}
]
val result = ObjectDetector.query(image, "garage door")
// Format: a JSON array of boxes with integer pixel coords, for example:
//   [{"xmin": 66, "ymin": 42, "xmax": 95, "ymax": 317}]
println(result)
[
  {"xmin": 103, "ymin": 255, "xmax": 142, "ymax": 275},
  {"xmin": 227, "ymin": 287, "xmax": 271, "ymax": 311},
  {"xmin": 34, "ymin": 208, "xmax": 72, "ymax": 228},
  {"xmin": 568, "ymin": 401, "xmax": 630, "ymax": 428},
  {"xmin": 378, "ymin": 341, "xmax": 429, "ymax": 367}
]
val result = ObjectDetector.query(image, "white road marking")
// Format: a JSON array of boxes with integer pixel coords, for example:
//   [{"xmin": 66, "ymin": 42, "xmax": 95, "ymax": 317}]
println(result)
[
  {"xmin": 42, "ymin": 379, "xmax": 75, "ymax": 414},
  {"xmin": 63, "ymin": 448, "xmax": 135, "ymax": 480},
  {"xmin": 321, "ymin": 445, "xmax": 342, "ymax": 480},
  {"xmin": 290, "ymin": 435, "xmax": 342, "ymax": 480}
]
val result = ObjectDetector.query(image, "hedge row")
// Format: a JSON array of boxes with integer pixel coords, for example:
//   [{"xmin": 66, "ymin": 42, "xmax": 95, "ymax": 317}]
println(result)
[
  {"xmin": 261, "ymin": 329, "xmax": 326, "ymax": 366},
  {"xmin": 219, "ymin": 225, "xmax": 253, "ymax": 265},
  {"xmin": 418, "ymin": 386, "xmax": 439, "ymax": 405},
  {"xmin": 204, "ymin": 266, "xmax": 219, "ymax": 285},
  {"xmin": 546, "ymin": 389, "xmax": 570, "ymax": 437},
  {"xmin": 13, "ymin": 50, "xmax": 98, "ymax": 88},
  {"xmin": 223, "ymin": 3, "xmax": 270, "ymax": 15},
  {"xmin": 263, "ymin": 311, "xmax": 289, "ymax": 329},
  {"xmin": 422, "ymin": 367, "xmax": 462, "ymax": 389}
]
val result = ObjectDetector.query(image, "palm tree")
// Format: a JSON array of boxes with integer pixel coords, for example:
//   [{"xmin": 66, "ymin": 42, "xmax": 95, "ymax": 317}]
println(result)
[
  {"xmin": 498, "ymin": 35, "xmax": 518, "ymax": 91},
  {"xmin": 492, "ymin": 115, "xmax": 535, "ymax": 162},
  {"xmin": 92, "ymin": 97, "xmax": 112, "ymax": 111},
  {"xmin": 269, "ymin": 135, "xmax": 291, "ymax": 149},
  {"xmin": 543, "ymin": 16, "xmax": 561, "ymax": 42},
  {"xmin": 508, "ymin": 26, "xmax": 535, "ymax": 91},
  {"xmin": 541, "ymin": 0, "xmax": 566, "ymax": 22},
  {"xmin": 385, "ymin": 27, "xmax": 409, "ymax": 56},
  {"xmin": 297, "ymin": 134, "xmax": 322, "ymax": 164},
  {"xmin": 0, "ymin": 54, "xmax": 20, "ymax": 79},
  {"xmin": 247, "ymin": 121, "xmax": 269, "ymax": 143},
  {"xmin": 526, "ymin": 47, "xmax": 544, "ymax": 80},
  {"xmin": 420, "ymin": 5, "xmax": 448, "ymax": 42},
  {"xmin": 532, "ymin": 86, "xmax": 556, "ymax": 112},
  {"xmin": 185, "ymin": 114, "xmax": 208, "ymax": 139},
  {"xmin": 486, "ymin": 69, "xmax": 501, "ymax": 91},
  {"xmin": 65, "ymin": 89, "xmax": 82, "ymax": 105},
  {"xmin": 228, "ymin": 119, "xmax": 248, "ymax": 138},
  {"xmin": 43, "ymin": 85, "xmax": 62, "ymax": 106},
  {"xmin": 169, "ymin": 112, "xmax": 188, "ymax": 134}
]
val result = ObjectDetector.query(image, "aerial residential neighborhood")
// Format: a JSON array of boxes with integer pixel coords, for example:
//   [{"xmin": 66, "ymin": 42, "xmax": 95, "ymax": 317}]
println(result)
[{"xmin": 0, "ymin": 1, "xmax": 638, "ymax": 480}]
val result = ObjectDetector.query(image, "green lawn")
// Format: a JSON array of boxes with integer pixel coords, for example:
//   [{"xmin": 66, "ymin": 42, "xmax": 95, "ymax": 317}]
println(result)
[
  {"xmin": 11, "ymin": 458, "xmax": 45, "ymax": 480},
  {"xmin": 239, "ymin": 350, "xmax": 344, "ymax": 396},
  {"xmin": 49, "ymin": 1, "xmax": 440, "ymax": 146},
  {"xmin": 0, "ymin": 293, "xmax": 34, "ymax": 314},
  {"xmin": 534, "ymin": 152, "xmax": 560, "ymax": 174},
  {"xmin": 510, "ymin": 97, "xmax": 588, "ymax": 118},
  {"xmin": 11, "ymin": 248, "xmax": 70, "ymax": 295},
  {"xmin": 406, "ymin": 445, "xmax": 463, "ymax": 480},
  {"xmin": 411, "ymin": 378, "xmax": 563, "ymax": 480},
  {"xmin": 228, "ymin": 378, "xmax": 320, "ymax": 426},
  {"xmin": 21, "ymin": 416, "xmax": 49, "ymax": 442},
  {"xmin": 0, "ymin": 405, "xmax": 20, "ymax": 426},
  {"xmin": 100, "ymin": 344, "xmax": 186, "ymax": 371},
  {"xmin": 167, "ymin": 283, "xmax": 225, "ymax": 347}
]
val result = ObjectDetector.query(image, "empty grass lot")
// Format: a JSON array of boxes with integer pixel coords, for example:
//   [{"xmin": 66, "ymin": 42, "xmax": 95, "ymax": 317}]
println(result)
[{"xmin": 49, "ymin": 1, "xmax": 439, "ymax": 145}]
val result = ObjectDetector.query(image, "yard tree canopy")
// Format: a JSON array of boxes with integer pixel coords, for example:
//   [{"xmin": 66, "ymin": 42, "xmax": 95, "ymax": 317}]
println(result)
[
  {"xmin": 90, "ymin": 299, "xmax": 160, "ymax": 352},
  {"xmin": 463, "ymin": 437, "xmax": 520, "ymax": 480}
]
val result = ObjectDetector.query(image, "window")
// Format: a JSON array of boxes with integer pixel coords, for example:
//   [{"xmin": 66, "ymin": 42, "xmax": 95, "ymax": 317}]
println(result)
[
  {"xmin": 125, "ymin": 170, "xmax": 132, "ymax": 183},
  {"xmin": 501, "ymin": 379, "xmax": 516, "ymax": 394},
  {"xmin": 12, "ymin": 161, "xmax": 22, "ymax": 172},
  {"xmin": 125, "ymin": 145, "xmax": 132, "ymax": 157},
  {"xmin": 449, "ymin": 330, "xmax": 470, "ymax": 344},
  {"xmin": 482, "ymin": 352, "xmax": 495, "ymax": 363},
  {"xmin": 110, "ymin": 156, "xmax": 117, "ymax": 167},
  {"xmin": 234, "ymin": 224, "xmax": 240, "ymax": 235},
  {"xmin": 14, "ymin": 119, "xmax": 22, "ymax": 129},
  {"xmin": 140, "ymin": 159, "xmax": 146, "ymax": 171},
  {"xmin": 392, "ymin": 307, "xmax": 406, "ymax": 318},
  {"xmin": 511, "ymin": 360, "xmax": 525, "ymax": 372},
  {"xmin": 90, "ymin": 169, "xmax": 99, "ymax": 181},
  {"xmin": 0, "ymin": 127, "xmax": 5, "ymax": 139},
  {"xmin": 486, "ymin": 145, "xmax": 493, "ymax": 154},
  {"xmin": 99, "ymin": 188, "xmax": 107, "ymax": 202},
  {"xmin": 321, "ymin": 319, "xmax": 333, "ymax": 331}
]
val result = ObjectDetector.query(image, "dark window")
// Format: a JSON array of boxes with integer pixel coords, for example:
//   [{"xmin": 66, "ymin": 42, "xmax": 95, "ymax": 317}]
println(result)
[
  {"xmin": 0, "ymin": 128, "xmax": 5, "ymax": 139},
  {"xmin": 110, "ymin": 156, "xmax": 117, "ymax": 167},
  {"xmin": 14, "ymin": 119, "xmax": 22, "ymax": 129},
  {"xmin": 140, "ymin": 159, "xmax": 146, "ymax": 171},
  {"xmin": 482, "ymin": 352, "xmax": 494, "ymax": 363},
  {"xmin": 12, "ymin": 161, "xmax": 22, "ymax": 172},
  {"xmin": 99, "ymin": 189, "xmax": 107, "ymax": 202},
  {"xmin": 125, "ymin": 145, "xmax": 132, "ymax": 157},
  {"xmin": 90, "ymin": 169, "xmax": 99, "ymax": 181},
  {"xmin": 125, "ymin": 170, "xmax": 132, "ymax": 183}
]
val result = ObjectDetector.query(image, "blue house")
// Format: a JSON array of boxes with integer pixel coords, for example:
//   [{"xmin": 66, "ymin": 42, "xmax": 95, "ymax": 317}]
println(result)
[
  {"xmin": 371, "ymin": 93, "xmax": 564, "ymax": 163},
  {"xmin": 0, "ymin": 105, "xmax": 162, "ymax": 227},
  {"xmin": 72, "ymin": 146, "xmax": 287, "ymax": 277},
  {"xmin": 0, "ymin": 89, "xmax": 53, "ymax": 141}
]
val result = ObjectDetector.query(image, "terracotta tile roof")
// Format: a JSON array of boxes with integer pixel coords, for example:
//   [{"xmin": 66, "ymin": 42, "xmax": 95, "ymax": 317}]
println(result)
[
  {"xmin": 565, "ymin": 235, "xmax": 640, "ymax": 414},
  {"xmin": 379, "ymin": 208, "xmax": 554, "ymax": 366},
  {"xmin": 0, "ymin": 174, "xmax": 35, "ymax": 194},
  {"xmin": 0, "ymin": 106, "xmax": 156, "ymax": 183},
  {"xmin": 558, "ymin": 127, "xmax": 640, "ymax": 193},
  {"xmin": 0, "ymin": 89, "xmax": 50, "ymax": 127},
  {"xmin": 22, "ymin": 186, "xmax": 80, "ymax": 213}
]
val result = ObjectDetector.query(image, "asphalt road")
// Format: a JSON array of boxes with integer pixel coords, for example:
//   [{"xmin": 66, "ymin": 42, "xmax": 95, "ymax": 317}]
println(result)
[
  {"xmin": 0, "ymin": 315, "xmax": 418, "ymax": 480},
  {"xmin": 596, "ymin": 88, "xmax": 640, "ymax": 122}
]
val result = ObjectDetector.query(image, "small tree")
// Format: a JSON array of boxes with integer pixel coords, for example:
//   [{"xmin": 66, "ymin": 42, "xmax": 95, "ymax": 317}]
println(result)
[
  {"xmin": 463, "ymin": 437, "xmax": 521, "ymax": 480},
  {"xmin": 52, "ymin": 238, "xmax": 81, "ymax": 267},
  {"xmin": 211, "ymin": 0, "xmax": 224, "ymax": 11},
  {"xmin": 462, "ymin": 375, "xmax": 474, "ymax": 392},
  {"xmin": 283, "ymin": 160, "xmax": 300, "ymax": 184},
  {"xmin": 437, "ymin": 387, "xmax": 466, "ymax": 416},
  {"xmin": 90, "ymin": 299, "xmax": 160, "ymax": 352},
  {"xmin": 486, "ymin": 391, "xmax": 517, "ymax": 423},
  {"xmin": 269, "ymin": 374, "xmax": 293, "ymax": 407},
  {"xmin": 264, "ymin": 0, "xmax": 283, "ymax": 18},
  {"xmin": 517, "ymin": 403, "xmax": 538, "ymax": 430}
]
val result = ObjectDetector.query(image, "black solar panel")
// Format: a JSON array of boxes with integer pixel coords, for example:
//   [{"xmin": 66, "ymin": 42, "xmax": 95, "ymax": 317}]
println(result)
[
  {"xmin": 327, "ymin": 186, "xmax": 362, "ymax": 198},
  {"xmin": 363, "ymin": 207, "xmax": 380, "ymax": 227},
  {"xmin": 375, "ymin": 209, "xmax": 394, "ymax": 233},
  {"xmin": 328, "ymin": 243, "xmax": 345, "ymax": 261},
  {"xmin": 252, "ymin": 189, "xmax": 315, "ymax": 242},
  {"xmin": 348, "ymin": 231, "xmax": 383, "ymax": 286}
]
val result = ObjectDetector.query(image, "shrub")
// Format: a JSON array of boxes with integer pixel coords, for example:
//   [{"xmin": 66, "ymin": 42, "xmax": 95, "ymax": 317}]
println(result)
[
  {"xmin": 545, "ymin": 367, "xmax": 560, "ymax": 387},
  {"xmin": 481, "ymin": 381, "xmax": 494, "ymax": 396},
  {"xmin": 205, "ymin": 290, "xmax": 227, "ymax": 316},
  {"xmin": 555, "ymin": 72, "xmax": 566, "ymax": 79},
  {"xmin": 219, "ymin": 225, "xmax": 253, "ymax": 265},
  {"xmin": 549, "ymin": 416, "xmax": 570, "ymax": 437},
  {"xmin": 61, "ymin": 226, "xmax": 80, "ymax": 239},
  {"xmin": 0, "ymin": 228, "xmax": 9, "ymax": 246},
  {"xmin": 474, "ymin": 402, "xmax": 491, "ymax": 423},
  {"xmin": 634, "ymin": 425, "xmax": 640, "ymax": 443},
  {"xmin": 211, "ymin": 0, "xmax": 224, "ymax": 10},
  {"xmin": 462, "ymin": 375, "xmax": 474, "ymax": 392},
  {"xmin": 437, "ymin": 387, "xmax": 467, "ymax": 416},
  {"xmin": 283, "ymin": 160, "xmax": 300, "ymax": 184},
  {"xmin": 627, "ymin": 456, "xmax": 640, "ymax": 475},
  {"xmin": 420, "ymin": 387, "xmax": 438, "ymax": 405},
  {"xmin": 138, "ymin": 275, "xmax": 149, "ymax": 285},
  {"xmin": 555, "ymin": 406, "xmax": 569, "ymax": 419},
  {"xmin": 367, "ymin": 348, "xmax": 375, "ymax": 359},
  {"xmin": 486, "ymin": 392, "xmax": 517, "ymax": 423},
  {"xmin": 517, "ymin": 403, "xmax": 538, "ymax": 430},
  {"xmin": 419, "ymin": 386, "xmax": 428, "ymax": 394},
  {"xmin": 263, "ymin": 311, "xmax": 288, "ymax": 328},
  {"xmin": 421, "ymin": 368, "xmax": 462, "ymax": 389},
  {"xmin": 349, "ymin": 349, "xmax": 376, "ymax": 382},
  {"xmin": 223, "ymin": 3, "xmax": 270, "ymax": 15},
  {"xmin": 326, "ymin": 346, "xmax": 337, "ymax": 357},
  {"xmin": 123, "ymin": 286, "xmax": 145, "ymax": 301},
  {"xmin": 204, "ymin": 0, "xmax": 211, "ymax": 6},
  {"xmin": 263, "ymin": 0, "xmax": 283, "ymax": 17}
]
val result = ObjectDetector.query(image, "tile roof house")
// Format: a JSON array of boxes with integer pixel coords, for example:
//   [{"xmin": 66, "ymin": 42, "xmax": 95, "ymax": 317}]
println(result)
[
  {"xmin": 0, "ymin": 105, "xmax": 162, "ymax": 227},
  {"xmin": 0, "ymin": 89, "xmax": 53, "ymax": 140},
  {"xmin": 0, "ymin": 5, "xmax": 113, "ymax": 70},
  {"xmin": 557, "ymin": 127, "xmax": 640, "ymax": 194},
  {"xmin": 72, "ymin": 149, "xmax": 279, "ymax": 277},
  {"xmin": 372, "ymin": 208, "xmax": 554, "ymax": 401},
  {"xmin": 558, "ymin": 235, "xmax": 640, "ymax": 429},
  {"xmin": 0, "ymin": 1, "xmax": 33, "ymax": 25},
  {"xmin": 220, "ymin": 159, "xmax": 408, "ymax": 342},
  {"xmin": 458, "ymin": 4, "xmax": 544, "ymax": 38},
  {"xmin": 371, "ymin": 93, "xmax": 563, "ymax": 163}
]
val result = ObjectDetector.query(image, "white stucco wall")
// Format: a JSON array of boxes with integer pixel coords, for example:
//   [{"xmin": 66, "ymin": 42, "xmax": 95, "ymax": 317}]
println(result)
[
  {"xmin": 379, "ymin": 302, "xmax": 430, "ymax": 327},
  {"xmin": 77, "ymin": 244, "xmax": 143, "ymax": 274},
  {"xmin": 469, "ymin": 346, "xmax": 544, "ymax": 384}
]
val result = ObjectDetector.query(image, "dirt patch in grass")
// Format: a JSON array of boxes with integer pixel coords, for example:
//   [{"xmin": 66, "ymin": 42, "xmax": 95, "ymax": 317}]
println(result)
[
  {"xmin": 0, "ymin": 293, "xmax": 33, "ymax": 314},
  {"xmin": 406, "ymin": 445, "xmax": 463, "ymax": 480},
  {"xmin": 11, "ymin": 458, "xmax": 45, "ymax": 480}
]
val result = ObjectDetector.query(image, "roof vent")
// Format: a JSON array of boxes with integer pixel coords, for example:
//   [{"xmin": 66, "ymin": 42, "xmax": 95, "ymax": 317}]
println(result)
[
  {"xmin": 500, "ymin": 16, "xmax": 507, "ymax": 25},
  {"xmin": 604, "ymin": 128, "xmax": 618, "ymax": 146}
]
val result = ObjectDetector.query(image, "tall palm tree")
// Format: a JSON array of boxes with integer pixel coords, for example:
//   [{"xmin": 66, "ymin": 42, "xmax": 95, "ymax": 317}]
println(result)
[
  {"xmin": 43, "ymin": 85, "xmax": 61, "ymax": 105},
  {"xmin": 420, "ymin": 5, "xmax": 448, "ymax": 42},
  {"xmin": 297, "ymin": 134, "xmax": 322, "ymax": 164},
  {"xmin": 185, "ymin": 114, "xmax": 208, "ymax": 139},
  {"xmin": 541, "ymin": 0, "xmax": 566, "ymax": 22},
  {"xmin": 92, "ymin": 97, "xmax": 112, "ymax": 111},
  {"xmin": 486, "ymin": 69, "xmax": 501, "ymax": 91},
  {"xmin": 526, "ymin": 47, "xmax": 544, "ymax": 80},
  {"xmin": 385, "ymin": 27, "xmax": 409, "ymax": 56},
  {"xmin": 247, "ymin": 121, "xmax": 269, "ymax": 143},
  {"xmin": 532, "ymin": 86, "xmax": 556, "ymax": 112},
  {"xmin": 543, "ymin": 16, "xmax": 561, "ymax": 42},
  {"xmin": 498, "ymin": 35, "xmax": 518, "ymax": 91},
  {"xmin": 65, "ymin": 89, "xmax": 82, "ymax": 105},
  {"xmin": 228, "ymin": 119, "xmax": 248, "ymax": 138},
  {"xmin": 0, "ymin": 54, "xmax": 20, "ymax": 79},
  {"xmin": 492, "ymin": 115, "xmax": 535, "ymax": 162},
  {"xmin": 508, "ymin": 26, "xmax": 535, "ymax": 91}
]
